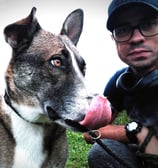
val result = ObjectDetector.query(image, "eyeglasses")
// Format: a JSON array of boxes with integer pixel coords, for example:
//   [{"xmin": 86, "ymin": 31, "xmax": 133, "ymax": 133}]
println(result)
[{"xmin": 112, "ymin": 17, "xmax": 158, "ymax": 43}]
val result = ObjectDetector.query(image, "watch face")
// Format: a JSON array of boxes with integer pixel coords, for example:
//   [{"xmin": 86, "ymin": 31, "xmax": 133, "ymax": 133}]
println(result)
[
  {"xmin": 127, "ymin": 122, "xmax": 138, "ymax": 131},
  {"xmin": 125, "ymin": 121, "xmax": 142, "ymax": 143}
]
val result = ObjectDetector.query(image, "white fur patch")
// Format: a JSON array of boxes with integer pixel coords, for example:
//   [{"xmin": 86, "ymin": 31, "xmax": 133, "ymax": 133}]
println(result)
[
  {"xmin": 11, "ymin": 101, "xmax": 51, "ymax": 123},
  {"xmin": 11, "ymin": 111, "xmax": 46, "ymax": 168},
  {"xmin": 65, "ymin": 43, "xmax": 83, "ymax": 77},
  {"xmin": 2, "ymin": 99, "xmax": 47, "ymax": 168}
]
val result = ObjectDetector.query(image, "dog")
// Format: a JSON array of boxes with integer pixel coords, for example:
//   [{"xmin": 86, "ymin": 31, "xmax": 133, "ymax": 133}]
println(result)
[{"xmin": 0, "ymin": 7, "xmax": 92, "ymax": 168}]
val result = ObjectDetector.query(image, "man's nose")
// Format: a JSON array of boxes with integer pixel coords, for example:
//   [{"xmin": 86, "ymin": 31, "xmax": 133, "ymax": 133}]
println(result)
[{"xmin": 129, "ymin": 28, "xmax": 145, "ymax": 43}]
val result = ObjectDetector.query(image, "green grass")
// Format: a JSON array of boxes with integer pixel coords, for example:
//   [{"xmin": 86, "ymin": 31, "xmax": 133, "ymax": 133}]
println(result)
[
  {"xmin": 113, "ymin": 110, "xmax": 130, "ymax": 125},
  {"xmin": 65, "ymin": 111, "xmax": 129, "ymax": 168},
  {"xmin": 65, "ymin": 131, "xmax": 91, "ymax": 168}
]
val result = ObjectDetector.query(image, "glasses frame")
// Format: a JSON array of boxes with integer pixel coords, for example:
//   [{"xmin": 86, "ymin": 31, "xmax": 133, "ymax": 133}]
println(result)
[{"xmin": 112, "ymin": 17, "xmax": 158, "ymax": 43}]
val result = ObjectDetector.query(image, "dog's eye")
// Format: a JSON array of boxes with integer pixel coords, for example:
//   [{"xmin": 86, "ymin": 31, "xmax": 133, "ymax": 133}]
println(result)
[{"xmin": 51, "ymin": 58, "xmax": 62, "ymax": 67}]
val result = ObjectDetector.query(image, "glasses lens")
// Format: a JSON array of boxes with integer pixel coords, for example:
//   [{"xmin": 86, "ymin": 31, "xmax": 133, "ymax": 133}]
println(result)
[
  {"xmin": 140, "ymin": 18, "xmax": 158, "ymax": 37},
  {"xmin": 113, "ymin": 25, "xmax": 132, "ymax": 42},
  {"xmin": 112, "ymin": 18, "xmax": 158, "ymax": 43}
]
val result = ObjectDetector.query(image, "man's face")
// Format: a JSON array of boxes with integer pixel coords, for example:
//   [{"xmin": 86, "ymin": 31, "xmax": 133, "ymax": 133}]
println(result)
[{"xmin": 113, "ymin": 5, "xmax": 158, "ymax": 74}]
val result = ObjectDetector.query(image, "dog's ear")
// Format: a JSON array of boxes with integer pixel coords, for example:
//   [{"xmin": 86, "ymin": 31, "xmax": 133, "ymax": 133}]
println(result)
[
  {"xmin": 60, "ymin": 9, "xmax": 83, "ymax": 46},
  {"xmin": 4, "ymin": 7, "xmax": 41, "ymax": 49}
]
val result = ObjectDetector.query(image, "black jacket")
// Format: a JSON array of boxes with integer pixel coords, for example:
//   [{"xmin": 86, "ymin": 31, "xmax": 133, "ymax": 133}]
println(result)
[{"xmin": 103, "ymin": 67, "xmax": 158, "ymax": 136}]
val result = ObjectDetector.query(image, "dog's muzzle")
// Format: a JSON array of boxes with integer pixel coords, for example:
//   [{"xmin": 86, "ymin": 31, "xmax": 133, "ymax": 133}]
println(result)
[{"xmin": 44, "ymin": 103, "xmax": 88, "ymax": 132}]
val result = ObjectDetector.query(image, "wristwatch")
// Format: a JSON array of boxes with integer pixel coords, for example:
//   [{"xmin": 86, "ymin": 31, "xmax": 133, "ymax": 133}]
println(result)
[{"xmin": 125, "ymin": 121, "xmax": 142, "ymax": 143}]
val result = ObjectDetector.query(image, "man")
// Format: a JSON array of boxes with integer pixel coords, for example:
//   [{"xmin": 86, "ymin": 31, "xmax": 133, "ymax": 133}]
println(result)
[{"xmin": 84, "ymin": 0, "xmax": 158, "ymax": 167}]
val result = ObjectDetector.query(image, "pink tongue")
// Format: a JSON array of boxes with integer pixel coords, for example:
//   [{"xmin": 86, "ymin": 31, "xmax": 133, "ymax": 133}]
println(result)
[{"xmin": 80, "ymin": 95, "xmax": 112, "ymax": 130}]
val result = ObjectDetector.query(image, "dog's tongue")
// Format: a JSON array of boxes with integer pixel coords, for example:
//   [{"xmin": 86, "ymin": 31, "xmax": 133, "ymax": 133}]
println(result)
[{"xmin": 80, "ymin": 95, "xmax": 112, "ymax": 130}]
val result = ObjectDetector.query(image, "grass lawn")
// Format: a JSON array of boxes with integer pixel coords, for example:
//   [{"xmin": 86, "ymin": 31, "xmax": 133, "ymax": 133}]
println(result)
[
  {"xmin": 65, "ymin": 111, "xmax": 129, "ymax": 168},
  {"xmin": 65, "ymin": 131, "xmax": 91, "ymax": 168}
]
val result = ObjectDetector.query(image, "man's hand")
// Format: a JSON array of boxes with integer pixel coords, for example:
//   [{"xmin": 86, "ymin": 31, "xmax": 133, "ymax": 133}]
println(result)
[{"xmin": 83, "ymin": 125, "xmax": 129, "ymax": 144}]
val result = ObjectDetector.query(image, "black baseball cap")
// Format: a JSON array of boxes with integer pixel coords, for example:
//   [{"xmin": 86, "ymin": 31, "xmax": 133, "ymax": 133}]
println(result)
[{"xmin": 107, "ymin": 0, "xmax": 158, "ymax": 31}]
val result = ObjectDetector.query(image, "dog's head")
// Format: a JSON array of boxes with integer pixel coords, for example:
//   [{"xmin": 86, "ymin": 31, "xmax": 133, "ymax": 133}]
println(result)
[{"xmin": 4, "ymin": 7, "xmax": 90, "ymax": 132}]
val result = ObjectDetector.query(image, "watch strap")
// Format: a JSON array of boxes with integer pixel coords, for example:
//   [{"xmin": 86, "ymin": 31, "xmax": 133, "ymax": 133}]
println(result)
[{"xmin": 126, "ymin": 130, "xmax": 138, "ymax": 143}]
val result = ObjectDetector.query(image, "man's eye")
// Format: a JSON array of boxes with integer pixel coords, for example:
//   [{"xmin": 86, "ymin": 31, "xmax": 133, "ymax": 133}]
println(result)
[
  {"xmin": 141, "ymin": 21, "xmax": 155, "ymax": 30},
  {"xmin": 51, "ymin": 58, "xmax": 62, "ymax": 67},
  {"xmin": 115, "ymin": 26, "xmax": 130, "ymax": 36}
]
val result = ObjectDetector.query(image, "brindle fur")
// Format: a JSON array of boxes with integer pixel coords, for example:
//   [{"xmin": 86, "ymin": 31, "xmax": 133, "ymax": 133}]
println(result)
[{"xmin": 0, "ymin": 7, "xmax": 91, "ymax": 168}]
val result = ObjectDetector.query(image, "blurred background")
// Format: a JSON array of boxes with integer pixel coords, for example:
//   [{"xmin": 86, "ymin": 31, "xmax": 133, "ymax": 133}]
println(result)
[{"xmin": 0, "ymin": 0, "xmax": 126, "ymax": 94}]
